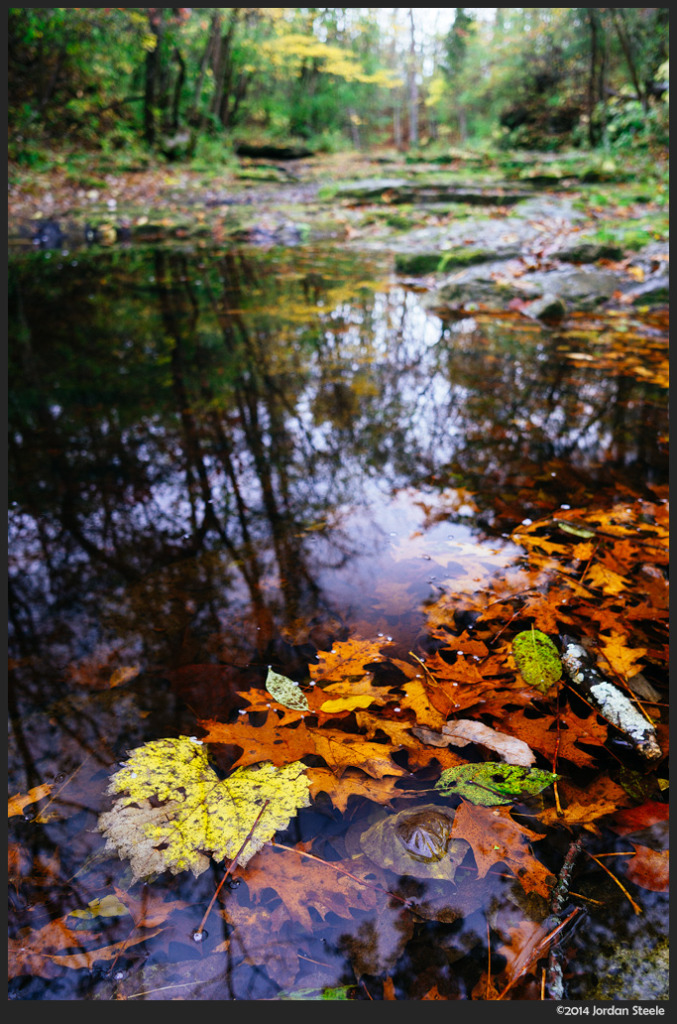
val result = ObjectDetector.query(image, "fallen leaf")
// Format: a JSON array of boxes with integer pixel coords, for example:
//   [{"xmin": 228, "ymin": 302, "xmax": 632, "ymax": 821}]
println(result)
[
  {"xmin": 623, "ymin": 846, "xmax": 669, "ymax": 892},
  {"xmin": 97, "ymin": 736, "xmax": 311, "ymax": 882},
  {"xmin": 435, "ymin": 763, "xmax": 558, "ymax": 806},
  {"xmin": 8, "ymin": 784, "xmax": 53, "ymax": 818},
  {"xmin": 512, "ymin": 629, "xmax": 562, "ymax": 693},
  {"xmin": 451, "ymin": 802, "xmax": 552, "ymax": 898}
]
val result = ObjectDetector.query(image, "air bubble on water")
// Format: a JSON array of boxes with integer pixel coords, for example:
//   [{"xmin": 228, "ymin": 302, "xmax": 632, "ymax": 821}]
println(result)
[
  {"xmin": 560, "ymin": 504, "xmax": 571, "ymax": 510},
  {"xmin": 238, "ymin": 709, "xmax": 247, "ymax": 715},
  {"xmin": 192, "ymin": 929, "xmax": 207, "ymax": 943}
]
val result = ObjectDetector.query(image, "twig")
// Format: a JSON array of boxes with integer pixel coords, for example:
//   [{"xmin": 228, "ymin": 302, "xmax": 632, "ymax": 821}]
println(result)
[
  {"xmin": 586, "ymin": 851, "xmax": 642, "ymax": 915},
  {"xmin": 545, "ymin": 837, "xmax": 584, "ymax": 999},
  {"xmin": 194, "ymin": 799, "xmax": 270, "ymax": 939}
]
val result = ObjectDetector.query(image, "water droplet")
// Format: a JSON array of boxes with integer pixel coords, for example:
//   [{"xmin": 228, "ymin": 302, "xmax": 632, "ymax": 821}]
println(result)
[
  {"xmin": 560, "ymin": 504, "xmax": 571, "ymax": 510},
  {"xmin": 192, "ymin": 929, "xmax": 207, "ymax": 943}
]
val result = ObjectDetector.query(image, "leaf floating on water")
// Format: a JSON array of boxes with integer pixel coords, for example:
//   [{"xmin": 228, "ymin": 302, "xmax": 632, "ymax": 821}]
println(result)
[
  {"xmin": 265, "ymin": 667, "xmax": 309, "ymax": 711},
  {"xmin": 68, "ymin": 895, "xmax": 130, "ymax": 921},
  {"xmin": 512, "ymin": 629, "xmax": 562, "ymax": 693},
  {"xmin": 552, "ymin": 518, "xmax": 597, "ymax": 540},
  {"xmin": 97, "ymin": 736, "xmax": 311, "ymax": 883},
  {"xmin": 435, "ymin": 763, "xmax": 559, "ymax": 806}
]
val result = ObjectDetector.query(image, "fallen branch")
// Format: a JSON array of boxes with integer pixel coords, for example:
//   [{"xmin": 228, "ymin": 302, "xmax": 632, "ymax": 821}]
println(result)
[{"xmin": 560, "ymin": 636, "xmax": 661, "ymax": 762}]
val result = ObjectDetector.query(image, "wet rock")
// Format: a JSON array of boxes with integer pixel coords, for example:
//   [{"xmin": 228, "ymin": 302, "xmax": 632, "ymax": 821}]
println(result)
[
  {"xmin": 335, "ymin": 178, "xmax": 534, "ymax": 206},
  {"xmin": 557, "ymin": 241, "xmax": 624, "ymax": 262},
  {"xmin": 32, "ymin": 220, "xmax": 64, "ymax": 249},
  {"xmin": 521, "ymin": 294, "xmax": 567, "ymax": 321}
]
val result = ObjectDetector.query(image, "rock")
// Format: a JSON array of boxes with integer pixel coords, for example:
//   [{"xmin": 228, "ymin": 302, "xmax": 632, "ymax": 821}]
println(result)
[
  {"xmin": 32, "ymin": 220, "xmax": 64, "ymax": 249},
  {"xmin": 522, "ymin": 294, "xmax": 567, "ymax": 321},
  {"xmin": 558, "ymin": 241, "xmax": 624, "ymax": 263}
]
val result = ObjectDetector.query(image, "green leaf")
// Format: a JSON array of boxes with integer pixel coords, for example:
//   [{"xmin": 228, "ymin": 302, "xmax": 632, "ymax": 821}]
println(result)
[
  {"xmin": 280, "ymin": 985, "xmax": 353, "ymax": 1000},
  {"xmin": 435, "ymin": 763, "xmax": 559, "ymax": 806},
  {"xmin": 265, "ymin": 667, "xmax": 309, "ymax": 710},
  {"xmin": 512, "ymin": 629, "xmax": 562, "ymax": 693},
  {"xmin": 97, "ymin": 736, "xmax": 311, "ymax": 882},
  {"xmin": 552, "ymin": 518, "xmax": 597, "ymax": 540}
]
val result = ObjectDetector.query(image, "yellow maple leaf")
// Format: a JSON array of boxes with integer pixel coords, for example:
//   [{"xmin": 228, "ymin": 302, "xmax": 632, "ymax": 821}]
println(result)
[{"xmin": 97, "ymin": 737, "xmax": 311, "ymax": 882}]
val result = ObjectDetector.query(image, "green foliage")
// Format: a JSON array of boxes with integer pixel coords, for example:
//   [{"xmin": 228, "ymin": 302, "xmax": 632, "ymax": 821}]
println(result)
[
  {"xmin": 97, "ymin": 736, "xmax": 311, "ymax": 882},
  {"xmin": 512, "ymin": 629, "xmax": 562, "ymax": 693},
  {"xmin": 435, "ymin": 764, "xmax": 559, "ymax": 806}
]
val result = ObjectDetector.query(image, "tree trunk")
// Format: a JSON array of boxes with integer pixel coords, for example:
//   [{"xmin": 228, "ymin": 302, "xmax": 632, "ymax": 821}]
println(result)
[
  {"xmin": 170, "ymin": 46, "xmax": 185, "ymax": 132},
  {"xmin": 143, "ymin": 9, "xmax": 164, "ymax": 145},
  {"xmin": 609, "ymin": 8, "xmax": 647, "ymax": 111},
  {"xmin": 407, "ymin": 9, "xmax": 418, "ymax": 148},
  {"xmin": 190, "ymin": 10, "xmax": 221, "ymax": 125}
]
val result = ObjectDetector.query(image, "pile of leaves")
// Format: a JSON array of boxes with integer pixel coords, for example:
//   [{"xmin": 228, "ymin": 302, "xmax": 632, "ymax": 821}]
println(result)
[{"xmin": 8, "ymin": 493, "xmax": 668, "ymax": 999}]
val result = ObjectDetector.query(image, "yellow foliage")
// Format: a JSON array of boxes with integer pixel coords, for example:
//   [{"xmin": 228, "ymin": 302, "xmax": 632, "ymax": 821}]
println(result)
[
  {"xmin": 262, "ymin": 33, "xmax": 400, "ymax": 87},
  {"xmin": 97, "ymin": 737, "xmax": 310, "ymax": 882}
]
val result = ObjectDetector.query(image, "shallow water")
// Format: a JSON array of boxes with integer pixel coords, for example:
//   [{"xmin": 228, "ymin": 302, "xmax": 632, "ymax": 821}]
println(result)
[{"xmin": 8, "ymin": 243, "xmax": 668, "ymax": 1000}]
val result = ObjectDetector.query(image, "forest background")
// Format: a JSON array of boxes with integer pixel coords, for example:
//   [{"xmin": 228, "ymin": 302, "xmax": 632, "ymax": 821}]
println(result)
[{"xmin": 7, "ymin": 7, "xmax": 670, "ymax": 170}]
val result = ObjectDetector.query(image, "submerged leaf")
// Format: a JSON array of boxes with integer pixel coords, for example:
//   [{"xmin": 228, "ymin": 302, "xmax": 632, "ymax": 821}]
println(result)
[
  {"xmin": 265, "ymin": 667, "xmax": 309, "ymax": 710},
  {"xmin": 435, "ymin": 763, "xmax": 559, "ymax": 806},
  {"xmin": 97, "ymin": 736, "xmax": 311, "ymax": 882},
  {"xmin": 357, "ymin": 805, "xmax": 469, "ymax": 883},
  {"xmin": 512, "ymin": 629, "xmax": 562, "ymax": 693}
]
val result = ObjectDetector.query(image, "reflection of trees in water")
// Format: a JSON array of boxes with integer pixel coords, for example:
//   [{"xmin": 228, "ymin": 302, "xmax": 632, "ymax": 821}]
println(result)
[{"xmin": 9, "ymin": 248, "xmax": 667, "ymax": 676}]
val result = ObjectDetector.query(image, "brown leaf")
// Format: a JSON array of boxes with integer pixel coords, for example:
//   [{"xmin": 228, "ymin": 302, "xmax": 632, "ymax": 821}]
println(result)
[
  {"xmin": 451, "ymin": 802, "xmax": 552, "ymax": 898},
  {"xmin": 623, "ymin": 846, "xmax": 669, "ymax": 892},
  {"xmin": 238, "ymin": 843, "xmax": 381, "ymax": 928}
]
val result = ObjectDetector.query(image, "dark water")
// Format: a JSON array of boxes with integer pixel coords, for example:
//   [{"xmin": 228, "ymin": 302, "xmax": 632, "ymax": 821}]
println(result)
[{"xmin": 8, "ymin": 243, "xmax": 668, "ymax": 1000}]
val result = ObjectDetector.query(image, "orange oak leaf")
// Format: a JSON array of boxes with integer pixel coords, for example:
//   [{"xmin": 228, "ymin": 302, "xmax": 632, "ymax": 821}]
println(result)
[
  {"xmin": 537, "ymin": 775, "xmax": 631, "ymax": 829},
  {"xmin": 309, "ymin": 637, "xmax": 394, "ymax": 685},
  {"xmin": 312, "ymin": 731, "xmax": 407, "ymax": 779},
  {"xmin": 398, "ymin": 679, "xmax": 447, "ymax": 729},
  {"xmin": 451, "ymin": 801, "xmax": 552, "ymax": 898},
  {"xmin": 501, "ymin": 706, "xmax": 608, "ymax": 769},
  {"xmin": 598, "ymin": 631, "xmax": 647, "ymax": 678},
  {"xmin": 305, "ymin": 767, "xmax": 403, "ymax": 812},
  {"xmin": 199, "ymin": 714, "xmax": 407, "ymax": 778}
]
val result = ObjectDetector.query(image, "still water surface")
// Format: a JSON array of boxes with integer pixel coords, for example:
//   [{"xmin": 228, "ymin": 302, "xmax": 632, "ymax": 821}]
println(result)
[{"xmin": 8, "ymin": 243, "xmax": 668, "ymax": 999}]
